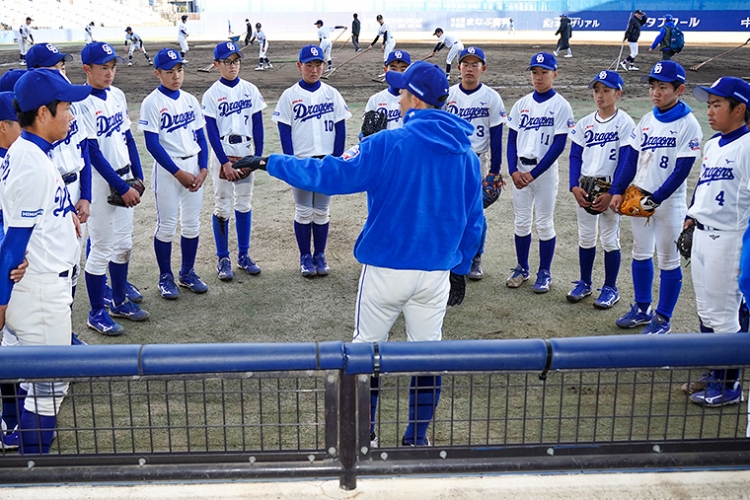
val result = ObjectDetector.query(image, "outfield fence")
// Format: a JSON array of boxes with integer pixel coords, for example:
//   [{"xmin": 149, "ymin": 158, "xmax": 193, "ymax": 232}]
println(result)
[{"xmin": 0, "ymin": 334, "xmax": 748, "ymax": 490}]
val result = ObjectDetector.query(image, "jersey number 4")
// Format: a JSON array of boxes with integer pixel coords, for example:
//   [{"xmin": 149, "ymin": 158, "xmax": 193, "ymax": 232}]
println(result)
[{"xmin": 715, "ymin": 191, "xmax": 725, "ymax": 206}]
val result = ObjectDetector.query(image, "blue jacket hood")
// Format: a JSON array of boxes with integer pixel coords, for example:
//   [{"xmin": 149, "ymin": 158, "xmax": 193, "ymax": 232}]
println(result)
[{"xmin": 401, "ymin": 108, "xmax": 475, "ymax": 156}]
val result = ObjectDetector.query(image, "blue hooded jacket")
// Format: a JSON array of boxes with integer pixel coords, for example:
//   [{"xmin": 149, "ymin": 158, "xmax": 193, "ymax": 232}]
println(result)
[
  {"xmin": 267, "ymin": 108, "xmax": 484, "ymax": 274},
  {"xmin": 651, "ymin": 19, "xmax": 676, "ymax": 51}
]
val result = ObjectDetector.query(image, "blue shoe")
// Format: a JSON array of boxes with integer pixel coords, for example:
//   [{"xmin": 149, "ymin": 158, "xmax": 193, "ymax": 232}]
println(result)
[
  {"xmin": 300, "ymin": 254, "xmax": 316, "ymax": 277},
  {"xmin": 641, "ymin": 312, "xmax": 671, "ymax": 335},
  {"xmin": 401, "ymin": 436, "xmax": 431, "ymax": 446},
  {"xmin": 533, "ymin": 270, "xmax": 552, "ymax": 294},
  {"xmin": 217, "ymin": 257, "xmax": 234, "ymax": 281},
  {"xmin": 615, "ymin": 304, "xmax": 653, "ymax": 329},
  {"xmin": 110, "ymin": 299, "xmax": 150, "ymax": 322},
  {"xmin": 87, "ymin": 309, "xmax": 124, "ymax": 336},
  {"xmin": 506, "ymin": 265, "xmax": 529, "ymax": 288},
  {"xmin": 71, "ymin": 332, "xmax": 87, "ymax": 345},
  {"xmin": 178, "ymin": 269, "xmax": 209, "ymax": 294},
  {"xmin": 690, "ymin": 380, "xmax": 742, "ymax": 407},
  {"xmin": 103, "ymin": 283, "xmax": 114, "ymax": 309},
  {"xmin": 158, "ymin": 273, "xmax": 180, "ymax": 300},
  {"xmin": 125, "ymin": 281, "xmax": 143, "ymax": 303},
  {"xmin": 566, "ymin": 280, "xmax": 592, "ymax": 302},
  {"xmin": 1, "ymin": 430, "xmax": 19, "ymax": 450},
  {"xmin": 594, "ymin": 286, "xmax": 620, "ymax": 309},
  {"xmin": 313, "ymin": 252, "xmax": 329, "ymax": 276},
  {"xmin": 238, "ymin": 254, "xmax": 261, "ymax": 275}
]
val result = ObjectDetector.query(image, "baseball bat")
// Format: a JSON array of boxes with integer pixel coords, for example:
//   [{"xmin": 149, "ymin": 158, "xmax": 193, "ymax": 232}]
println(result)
[
  {"xmin": 321, "ymin": 45, "xmax": 370, "ymax": 79},
  {"xmin": 689, "ymin": 38, "xmax": 750, "ymax": 71}
]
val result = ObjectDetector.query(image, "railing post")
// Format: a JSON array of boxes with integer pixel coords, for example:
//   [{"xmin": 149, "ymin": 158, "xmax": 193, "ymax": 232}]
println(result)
[{"xmin": 338, "ymin": 372, "xmax": 357, "ymax": 490}]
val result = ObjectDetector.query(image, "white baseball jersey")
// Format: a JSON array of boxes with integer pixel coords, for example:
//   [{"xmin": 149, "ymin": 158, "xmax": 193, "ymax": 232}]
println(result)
[
  {"xmin": 138, "ymin": 89, "xmax": 204, "ymax": 158},
  {"xmin": 253, "ymin": 29, "xmax": 267, "ymax": 49},
  {"xmin": 178, "ymin": 21, "xmax": 188, "ymax": 41},
  {"xmin": 570, "ymin": 109, "xmax": 636, "ymax": 178},
  {"xmin": 78, "ymin": 86, "xmax": 132, "ymax": 171},
  {"xmin": 628, "ymin": 110, "xmax": 702, "ymax": 198},
  {"xmin": 437, "ymin": 32, "xmax": 459, "ymax": 48},
  {"xmin": 125, "ymin": 31, "xmax": 143, "ymax": 47},
  {"xmin": 201, "ymin": 78, "xmax": 267, "ymax": 144},
  {"xmin": 364, "ymin": 88, "xmax": 402, "ymax": 130},
  {"xmin": 378, "ymin": 22, "xmax": 393, "ymax": 43},
  {"xmin": 19, "ymin": 24, "xmax": 31, "ymax": 43},
  {"xmin": 317, "ymin": 26, "xmax": 335, "ymax": 40},
  {"xmin": 50, "ymin": 102, "xmax": 87, "ymax": 177},
  {"xmin": 446, "ymin": 83, "xmax": 507, "ymax": 154},
  {"xmin": 507, "ymin": 92, "xmax": 575, "ymax": 172},
  {"xmin": 85, "ymin": 24, "xmax": 93, "ymax": 43},
  {"xmin": 0, "ymin": 136, "xmax": 80, "ymax": 274},
  {"xmin": 272, "ymin": 82, "xmax": 351, "ymax": 157},
  {"xmin": 688, "ymin": 132, "xmax": 750, "ymax": 231}
]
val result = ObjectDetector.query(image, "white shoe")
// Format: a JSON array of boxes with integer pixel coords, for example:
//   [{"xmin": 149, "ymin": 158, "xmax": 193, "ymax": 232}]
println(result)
[
  {"xmin": 254, "ymin": 66, "xmax": 264, "ymax": 71},
  {"xmin": 553, "ymin": 51, "xmax": 558, "ymax": 56},
  {"xmin": 564, "ymin": 53, "xmax": 572, "ymax": 58},
  {"xmin": 620, "ymin": 60, "xmax": 628, "ymax": 71},
  {"xmin": 629, "ymin": 65, "xmax": 639, "ymax": 71},
  {"xmin": 266, "ymin": 63, "xmax": 273, "ymax": 69},
  {"xmin": 18, "ymin": 61, "xmax": 25, "ymax": 65},
  {"xmin": 127, "ymin": 61, "xmax": 133, "ymax": 66}
]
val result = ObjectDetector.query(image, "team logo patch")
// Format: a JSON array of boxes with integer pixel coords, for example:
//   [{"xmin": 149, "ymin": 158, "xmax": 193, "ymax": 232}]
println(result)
[
  {"xmin": 567, "ymin": 118, "xmax": 575, "ymax": 128},
  {"xmin": 21, "ymin": 209, "xmax": 44, "ymax": 218},
  {"xmin": 342, "ymin": 145, "xmax": 360, "ymax": 160},
  {"xmin": 689, "ymin": 138, "xmax": 701, "ymax": 151},
  {"xmin": 45, "ymin": 43, "xmax": 59, "ymax": 54},
  {"xmin": 468, "ymin": 47, "xmax": 476, "ymax": 54}
]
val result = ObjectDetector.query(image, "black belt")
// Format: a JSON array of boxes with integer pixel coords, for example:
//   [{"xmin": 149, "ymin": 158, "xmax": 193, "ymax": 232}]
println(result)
[
  {"xmin": 696, "ymin": 222, "xmax": 721, "ymax": 231},
  {"xmin": 222, "ymin": 135, "xmax": 251, "ymax": 145},
  {"xmin": 520, "ymin": 157, "xmax": 538, "ymax": 166},
  {"xmin": 62, "ymin": 172, "xmax": 78, "ymax": 185},
  {"xmin": 115, "ymin": 165, "xmax": 131, "ymax": 176},
  {"xmin": 179, "ymin": 154, "xmax": 196, "ymax": 160},
  {"xmin": 59, "ymin": 270, "xmax": 70, "ymax": 278},
  {"xmin": 312, "ymin": 155, "xmax": 326, "ymax": 159}
]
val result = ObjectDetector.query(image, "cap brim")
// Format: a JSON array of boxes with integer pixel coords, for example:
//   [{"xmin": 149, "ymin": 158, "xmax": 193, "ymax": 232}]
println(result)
[
  {"xmin": 57, "ymin": 85, "xmax": 92, "ymax": 104},
  {"xmin": 527, "ymin": 64, "xmax": 555, "ymax": 71},
  {"xmin": 692, "ymin": 86, "xmax": 718, "ymax": 102},
  {"xmin": 640, "ymin": 74, "xmax": 679, "ymax": 83},
  {"xmin": 159, "ymin": 60, "xmax": 186, "ymax": 70},
  {"xmin": 588, "ymin": 79, "xmax": 619, "ymax": 90},
  {"xmin": 385, "ymin": 70, "xmax": 407, "ymax": 89}
]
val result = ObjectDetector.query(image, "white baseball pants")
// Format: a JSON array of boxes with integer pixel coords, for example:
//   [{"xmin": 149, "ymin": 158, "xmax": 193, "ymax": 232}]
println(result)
[
  {"xmin": 576, "ymin": 205, "xmax": 621, "ymax": 252},
  {"xmin": 210, "ymin": 141, "xmax": 255, "ymax": 219},
  {"xmin": 511, "ymin": 162, "xmax": 559, "ymax": 241},
  {"xmin": 153, "ymin": 156, "xmax": 203, "ymax": 242}
]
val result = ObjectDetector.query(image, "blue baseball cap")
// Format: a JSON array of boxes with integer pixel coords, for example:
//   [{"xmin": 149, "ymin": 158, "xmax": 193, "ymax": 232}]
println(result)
[
  {"xmin": 459, "ymin": 46, "xmax": 486, "ymax": 64},
  {"xmin": 588, "ymin": 70, "xmax": 624, "ymax": 90},
  {"xmin": 693, "ymin": 77, "xmax": 750, "ymax": 105},
  {"xmin": 214, "ymin": 41, "xmax": 244, "ymax": 61},
  {"xmin": 154, "ymin": 48, "xmax": 186, "ymax": 70},
  {"xmin": 665, "ymin": 14, "xmax": 673, "ymax": 21},
  {"xmin": 0, "ymin": 69, "xmax": 26, "ymax": 92},
  {"xmin": 527, "ymin": 52, "xmax": 557, "ymax": 71},
  {"xmin": 26, "ymin": 43, "xmax": 73, "ymax": 70},
  {"xmin": 385, "ymin": 60, "xmax": 449, "ymax": 108},
  {"xmin": 385, "ymin": 50, "xmax": 411, "ymax": 66},
  {"xmin": 81, "ymin": 42, "xmax": 124, "ymax": 65},
  {"xmin": 0, "ymin": 92, "xmax": 17, "ymax": 122},
  {"xmin": 14, "ymin": 68, "xmax": 91, "ymax": 112},
  {"xmin": 640, "ymin": 60, "xmax": 686, "ymax": 84},
  {"xmin": 299, "ymin": 45, "xmax": 324, "ymax": 63}
]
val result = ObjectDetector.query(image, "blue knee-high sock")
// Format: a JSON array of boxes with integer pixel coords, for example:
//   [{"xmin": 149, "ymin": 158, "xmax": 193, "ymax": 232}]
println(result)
[
  {"xmin": 477, "ymin": 218, "xmax": 487, "ymax": 257},
  {"xmin": 699, "ymin": 319, "xmax": 714, "ymax": 333},
  {"xmin": 579, "ymin": 246, "xmax": 596, "ymax": 285},
  {"xmin": 404, "ymin": 375, "xmax": 441, "ymax": 445},
  {"xmin": 294, "ymin": 222, "xmax": 312, "ymax": 256},
  {"xmin": 0, "ymin": 383, "xmax": 20, "ymax": 430},
  {"xmin": 85, "ymin": 271, "xmax": 106, "ymax": 312},
  {"xmin": 235, "ymin": 210, "xmax": 251, "ymax": 256},
  {"xmin": 739, "ymin": 300, "xmax": 749, "ymax": 333},
  {"xmin": 539, "ymin": 237, "xmax": 556, "ymax": 273},
  {"xmin": 154, "ymin": 238, "xmax": 173, "ymax": 277},
  {"xmin": 603, "ymin": 250, "xmax": 621, "ymax": 288},
  {"xmin": 370, "ymin": 376, "xmax": 380, "ymax": 434},
  {"xmin": 312, "ymin": 222, "xmax": 329, "ymax": 255},
  {"xmin": 632, "ymin": 258, "xmax": 654, "ymax": 311},
  {"xmin": 514, "ymin": 234, "xmax": 531, "ymax": 271},
  {"xmin": 656, "ymin": 267, "xmax": 682, "ymax": 319},
  {"xmin": 19, "ymin": 411, "xmax": 56, "ymax": 454},
  {"xmin": 85, "ymin": 236, "xmax": 91, "ymax": 258},
  {"xmin": 180, "ymin": 236, "xmax": 199, "ymax": 275},
  {"xmin": 212, "ymin": 215, "xmax": 230, "ymax": 259},
  {"xmin": 109, "ymin": 261, "xmax": 128, "ymax": 307}
]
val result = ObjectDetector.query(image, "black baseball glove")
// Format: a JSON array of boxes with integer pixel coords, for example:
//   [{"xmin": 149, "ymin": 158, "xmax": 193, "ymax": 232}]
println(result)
[
  {"xmin": 107, "ymin": 178, "xmax": 145, "ymax": 207},
  {"xmin": 676, "ymin": 223, "xmax": 695, "ymax": 260},
  {"xmin": 482, "ymin": 174, "xmax": 504, "ymax": 209},
  {"xmin": 578, "ymin": 175, "xmax": 612, "ymax": 215},
  {"xmin": 447, "ymin": 272, "xmax": 466, "ymax": 307},
  {"xmin": 231, "ymin": 155, "xmax": 268, "ymax": 173},
  {"xmin": 361, "ymin": 110, "xmax": 388, "ymax": 138}
]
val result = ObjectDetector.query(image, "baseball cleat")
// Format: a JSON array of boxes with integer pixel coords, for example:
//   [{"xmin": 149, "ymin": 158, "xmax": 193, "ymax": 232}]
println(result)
[
  {"xmin": 370, "ymin": 432, "xmax": 378, "ymax": 449},
  {"xmin": 620, "ymin": 60, "xmax": 628, "ymax": 71},
  {"xmin": 1, "ymin": 431, "xmax": 19, "ymax": 450},
  {"xmin": 467, "ymin": 255, "xmax": 483, "ymax": 281},
  {"xmin": 506, "ymin": 266, "xmax": 529, "ymax": 288},
  {"xmin": 125, "ymin": 281, "xmax": 143, "ymax": 303},
  {"xmin": 238, "ymin": 254, "xmax": 261, "ymax": 275},
  {"xmin": 533, "ymin": 270, "xmax": 552, "ymax": 293},
  {"xmin": 71, "ymin": 332, "xmax": 87, "ymax": 346},
  {"xmin": 158, "ymin": 273, "xmax": 181, "ymax": 300},
  {"xmin": 552, "ymin": 51, "xmax": 558, "ymax": 56},
  {"xmin": 615, "ymin": 303, "xmax": 653, "ymax": 329},
  {"xmin": 401, "ymin": 436, "xmax": 431, "ymax": 446},
  {"xmin": 564, "ymin": 54, "xmax": 572, "ymax": 58},
  {"xmin": 110, "ymin": 299, "xmax": 150, "ymax": 322},
  {"xmin": 265, "ymin": 63, "xmax": 273, "ymax": 69},
  {"xmin": 87, "ymin": 309, "xmax": 125, "ymax": 336},
  {"xmin": 254, "ymin": 66, "xmax": 264, "ymax": 71},
  {"xmin": 690, "ymin": 380, "xmax": 742, "ymax": 407},
  {"xmin": 566, "ymin": 280, "xmax": 592, "ymax": 302},
  {"xmin": 629, "ymin": 65, "xmax": 639, "ymax": 71},
  {"xmin": 300, "ymin": 254, "xmax": 316, "ymax": 277},
  {"xmin": 641, "ymin": 312, "xmax": 671, "ymax": 335},
  {"xmin": 217, "ymin": 257, "xmax": 234, "ymax": 281},
  {"xmin": 593, "ymin": 286, "xmax": 620, "ymax": 309},
  {"xmin": 178, "ymin": 269, "xmax": 209, "ymax": 294},
  {"xmin": 127, "ymin": 61, "xmax": 133, "ymax": 66},
  {"xmin": 313, "ymin": 253, "xmax": 330, "ymax": 276},
  {"xmin": 681, "ymin": 371, "xmax": 715, "ymax": 395}
]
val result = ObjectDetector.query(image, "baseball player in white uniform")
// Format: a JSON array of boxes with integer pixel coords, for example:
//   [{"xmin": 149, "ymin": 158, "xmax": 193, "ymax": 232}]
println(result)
[
  {"xmin": 177, "ymin": 15, "xmax": 189, "ymax": 59},
  {"xmin": 446, "ymin": 46, "xmax": 506, "ymax": 280},
  {"xmin": 139, "ymin": 48, "xmax": 209, "ymax": 299},
  {"xmin": 610, "ymin": 60, "xmax": 702, "ymax": 335},
  {"xmin": 85, "ymin": 22, "xmax": 95, "ymax": 44},
  {"xmin": 506, "ymin": 52, "xmax": 575, "ymax": 293},
  {"xmin": 369, "ymin": 15, "xmax": 395, "ymax": 63},
  {"xmin": 0, "ymin": 69, "xmax": 91, "ymax": 453},
  {"xmin": 363, "ymin": 50, "xmax": 411, "ymax": 131},
  {"xmin": 18, "ymin": 18, "xmax": 33, "ymax": 65},
  {"xmin": 272, "ymin": 45, "xmax": 351, "ymax": 277},
  {"xmin": 685, "ymin": 77, "xmax": 750, "ymax": 407},
  {"xmin": 202, "ymin": 42, "xmax": 267, "ymax": 281},
  {"xmin": 124, "ymin": 27, "xmax": 152, "ymax": 66},
  {"xmin": 249, "ymin": 23, "xmax": 272, "ymax": 71},
  {"xmin": 431, "ymin": 28, "xmax": 464, "ymax": 80},
  {"xmin": 79, "ymin": 42, "xmax": 149, "ymax": 336},
  {"xmin": 314, "ymin": 20, "xmax": 346, "ymax": 71},
  {"xmin": 567, "ymin": 70, "xmax": 635, "ymax": 309}
]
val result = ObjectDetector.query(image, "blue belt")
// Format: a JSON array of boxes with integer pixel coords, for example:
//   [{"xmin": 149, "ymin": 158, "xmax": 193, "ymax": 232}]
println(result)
[
  {"xmin": 115, "ymin": 165, "xmax": 131, "ymax": 176},
  {"xmin": 222, "ymin": 135, "xmax": 251, "ymax": 145},
  {"xmin": 61, "ymin": 172, "xmax": 78, "ymax": 185},
  {"xmin": 696, "ymin": 222, "xmax": 720, "ymax": 231}
]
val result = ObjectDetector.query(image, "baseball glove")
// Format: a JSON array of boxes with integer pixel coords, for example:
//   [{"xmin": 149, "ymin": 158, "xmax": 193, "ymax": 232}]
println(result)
[
  {"xmin": 219, "ymin": 156, "xmax": 253, "ymax": 181},
  {"xmin": 578, "ymin": 175, "xmax": 611, "ymax": 215},
  {"xmin": 676, "ymin": 223, "xmax": 695, "ymax": 260},
  {"xmin": 107, "ymin": 178, "xmax": 145, "ymax": 207},
  {"xmin": 361, "ymin": 110, "xmax": 388, "ymax": 138},
  {"xmin": 619, "ymin": 184, "xmax": 659, "ymax": 218},
  {"xmin": 482, "ymin": 174, "xmax": 504, "ymax": 208}
]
